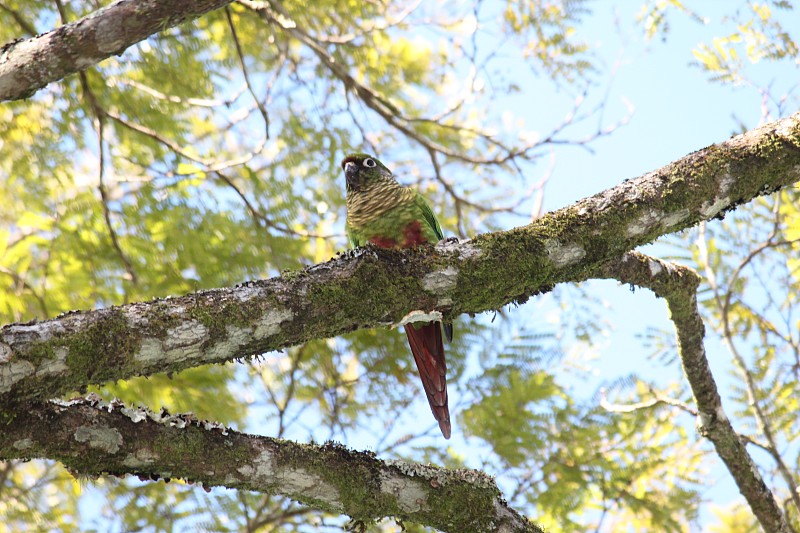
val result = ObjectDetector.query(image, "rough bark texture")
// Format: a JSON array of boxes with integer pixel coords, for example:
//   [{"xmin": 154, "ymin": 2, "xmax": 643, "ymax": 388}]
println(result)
[
  {"xmin": 2, "ymin": 113, "xmax": 799, "ymax": 408},
  {"xmin": 595, "ymin": 253, "xmax": 790, "ymax": 533},
  {"xmin": 0, "ymin": 395, "xmax": 542, "ymax": 533},
  {"xmin": 0, "ymin": 0, "xmax": 233, "ymax": 101}
]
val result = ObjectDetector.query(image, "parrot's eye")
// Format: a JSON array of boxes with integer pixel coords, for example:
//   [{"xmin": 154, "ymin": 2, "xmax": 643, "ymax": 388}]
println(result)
[{"xmin": 364, "ymin": 158, "xmax": 376, "ymax": 168}]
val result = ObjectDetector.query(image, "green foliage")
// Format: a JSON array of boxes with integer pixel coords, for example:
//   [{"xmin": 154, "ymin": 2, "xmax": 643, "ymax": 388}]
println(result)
[
  {"xmin": 0, "ymin": 461, "xmax": 80, "ymax": 532},
  {"xmin": 462, "ymin": 327, "xmax": 702, "ymax": 531},
  {"xmin": 708, "ymin": 502, "xmax": 760, "ymax": 532},
  {"xmin": 640, "ymin": 1, "xmax": 799, "ymax": 84},
  {"xmin": 502, "ymin": 0, "xmax": 594, "ymax": 82}
]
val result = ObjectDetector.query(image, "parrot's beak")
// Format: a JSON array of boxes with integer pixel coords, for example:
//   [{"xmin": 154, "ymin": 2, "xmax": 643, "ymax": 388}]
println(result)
[{"xmin": 344, "ymin": 161, "xmax": 360, "ymax": 191}]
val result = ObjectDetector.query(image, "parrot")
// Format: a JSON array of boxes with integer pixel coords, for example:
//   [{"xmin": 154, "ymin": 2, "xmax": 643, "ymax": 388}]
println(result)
[{"xmin": 341, "ymin": 153, "xmax": 453, "ymax": 439}]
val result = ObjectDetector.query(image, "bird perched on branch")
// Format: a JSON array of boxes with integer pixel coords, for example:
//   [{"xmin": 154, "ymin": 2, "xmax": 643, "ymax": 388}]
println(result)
[{"xmin": 341, "ymin": 153, "xmax": 453, "ymax": 439}]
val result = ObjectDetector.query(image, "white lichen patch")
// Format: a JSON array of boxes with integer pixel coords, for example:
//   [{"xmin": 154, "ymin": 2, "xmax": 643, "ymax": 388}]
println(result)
[
  {"xmin": 162, "ymin": 320, "xmax": 210, "ymax": 363},
  {"xmin": 0, "ymin": 360, "xmax": 35, "ymax": 393},
  {"xmin": 35, "ymin": 346, "xmax": 68, "ymax": 377},
  {"xmin": 254, "ymin": 308, "xmax": 294, "ymax": 338},
  {"xmin": 202, "ymin": 420, "xmax": 229, "ymax": 435},
  {"xmin": 74, "ymin": 425, "xmax": 124, "ymax": 454},
  {"xmin": 545, "ymin": 240, "xmax": 586, "ymax": 268},
  {"xmin": 13, "ymin": 438, "xmax": 33, "ymax": 450},
  {"xmin": 135, "ymin": 320, "xmax": 214, "ymax": 365},
  {"xmin": 397, "ymin": 310, "xmax": 443, "ymax": 327},
  {"xmin": 718, "ymin": 172, "xmax": 734, "ymax": 197},
  {"xmin": 453, "ymin": 468, "xmax": 497, "ymax": 489},
  {"xmin": 626, "ymin": 210, "xmax": 661, "ymax": 237},
  {"xmin": 134, "ymin": 337, "xmax": 165, "ymax": 365},
  {"xmin": 167, "ymin": 416, "xmax": 187, "ymax": 429},
  {"xmin": 648, "ymin": 259, "xmax": 663, "ymax": 277},
  {"xmin": 386, "ymin": 459, "xmax": 439, "ymax": 479},
  {"xmin": 123, "ymin": 305, "xmax": 150, "ymax": 328},
  {"xmin": 379, "ymin": 472, "xmax": 428, "ymax": 513},
  {"xmin": 232, "ymin": 285, "xmax": 262, "ymax": 303},
  {"xmin": 283, "ymin": 467, "xmax": 342, "ymax": 511},
  {"xmin": 206, "ymin": 325, "xmax": 254, "ymax": 361},
  {"xmin": 0, "ymin": 342, "xmax": 12, "ymax": 363},
  {"xmin": 238, "ymin": 450, "xmax": 275, "ymax": 482},
  {"xmin": 700, "ymin": 172, "xmax": 735, "ymax": 218},
  {"xmin": 661, "ymin": 209, "xmax": 690, "ymax": 229},
  {"xmin": 50, "ymin": 396, "xmax": 89, "ymax": 408},
  {"xmin": 699, "ymin": 196, "xmax": 730, "ymax": 218},
  {"xmin": 164, "ymin": 321, "xmax": 208, "ymax": 350},
  {"xmin": 122, "ymin": 449, "xmax": 159, "ymax": 467},
  {"xmin": 423, "ymin": 266, "xmax": 458, "ymax": 295},
  {"xmin": 120, "ymin": 405, "xmax": 149, "ymax": 423},
  {"xmin": 435, "ymin": 238, "xmax": 481, "ymax": 259}
]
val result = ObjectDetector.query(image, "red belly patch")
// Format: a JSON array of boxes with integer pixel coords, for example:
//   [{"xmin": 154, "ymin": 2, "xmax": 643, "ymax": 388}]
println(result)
[
  {"xmin": 369, "ymin": 235, "xmax": 398, "ymax": 248},
  {"xmin": 403, "ymin": 220, "xmax": 427, "ymax": 246},
  {"xmin": 368, "ymin": 220, "xmax": 429, "ymax": 249}
]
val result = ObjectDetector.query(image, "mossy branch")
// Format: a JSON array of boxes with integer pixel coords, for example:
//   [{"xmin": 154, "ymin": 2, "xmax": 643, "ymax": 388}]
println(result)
[
  {"xmin": 0, "ymin": 0, "xmax": 234, "ymax": 101},
  {"xmin": 593, "ymin": 252, "xmax": 790, "ymax": 533},
  {"xmin": 1, "ymin": 113, "xmax": 799, "ymax": 407},
  {"xmin": 0, "ymin": 395, "xmax": 543, "ymax": 533}
]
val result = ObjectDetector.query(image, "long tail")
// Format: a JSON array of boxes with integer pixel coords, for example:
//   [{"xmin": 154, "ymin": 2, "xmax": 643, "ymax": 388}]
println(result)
[{"xmin": 404, "ymin": 322, "xmax": 451, "ymax": 439}]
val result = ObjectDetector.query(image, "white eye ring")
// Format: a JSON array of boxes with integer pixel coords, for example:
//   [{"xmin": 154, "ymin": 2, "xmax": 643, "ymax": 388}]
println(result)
[{"xmin": 364, "ymin": 158, "xmax": 376, "ymax": 168}]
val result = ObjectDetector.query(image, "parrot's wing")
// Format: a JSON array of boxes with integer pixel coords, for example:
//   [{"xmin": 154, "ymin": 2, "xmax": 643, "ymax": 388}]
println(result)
[
  {"xmin": 345, "ymin": 221, "xmax": 362, "ymax": 248},
  {"xmin": 416, "ymin": 193, "xmax": 444, "ymax": 241}
]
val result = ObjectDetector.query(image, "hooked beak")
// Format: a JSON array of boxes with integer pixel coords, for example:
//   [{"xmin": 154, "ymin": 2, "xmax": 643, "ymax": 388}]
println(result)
[{"xmin": 344, "ymin": 161, "xmax": 360, "ymax": 191}]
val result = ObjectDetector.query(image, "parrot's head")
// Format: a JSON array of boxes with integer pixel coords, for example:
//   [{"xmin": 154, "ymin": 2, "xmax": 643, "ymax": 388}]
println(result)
[{"xmin": 341, "ymin": 153, "xmax": 393, "ymax": 193}]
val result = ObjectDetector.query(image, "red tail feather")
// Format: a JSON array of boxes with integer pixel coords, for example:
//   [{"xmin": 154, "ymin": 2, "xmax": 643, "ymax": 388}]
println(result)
[{"xmin": 404, "ymin": 322, "xmax": 451, "ymax": 439}]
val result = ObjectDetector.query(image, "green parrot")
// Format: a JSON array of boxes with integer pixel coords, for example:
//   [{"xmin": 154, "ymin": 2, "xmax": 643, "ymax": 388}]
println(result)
[{"xmin": 341, "ymin": 153, "xmax": 453, "ymax": 439}]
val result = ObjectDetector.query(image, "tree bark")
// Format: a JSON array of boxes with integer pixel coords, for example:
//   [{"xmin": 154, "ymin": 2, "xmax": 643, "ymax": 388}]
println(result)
[
  {"xmin": 0, "ymin": 395, "xmax": 543, "ymax": 533},
  {"xmin": 2, "ymin": 113, "xmax": 799, "ymax": 407},
  {"xmin": 0, "ymin": 0, "xmax": 233, "ymax": 101}
]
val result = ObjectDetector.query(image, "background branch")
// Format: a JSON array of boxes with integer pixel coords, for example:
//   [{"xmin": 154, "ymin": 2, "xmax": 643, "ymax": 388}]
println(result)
[
  {"xmin": 0, "ymin": 0, "xmax": 234, "ymax": 101},
  {"xmin": 594, "ymin": 251, "xmax": 790, "ymax": 533},
  {"xmin": 0, "ymin": 395, "xmax": 543, "ymax": 533}
]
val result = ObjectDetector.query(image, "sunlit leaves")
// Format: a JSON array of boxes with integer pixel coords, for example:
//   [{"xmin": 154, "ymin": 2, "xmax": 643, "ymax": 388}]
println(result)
[
  {"xmin": 638, "ymin": 0, "xmax": 707, "ymax": 40},
  {"xmin": 708, "ymin": 502, "xmax": 760, "ymax": 532},
  {"xmin": 503, "ymin": 0, "xmax": 594, "ymax": 82},
  {"xmin": 0, "ymin": 461, "xmax": 80, "ymax": 532},
  {"xmin": 642, "ymin": 1, "xmax": 800, "ymax": 84},
  {"xmin": 464, "ymin": 367, "xmax": 562, "ymax": 466}
]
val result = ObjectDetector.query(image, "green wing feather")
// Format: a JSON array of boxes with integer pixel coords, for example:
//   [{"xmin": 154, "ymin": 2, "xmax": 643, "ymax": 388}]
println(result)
[
  {"xmin": 345, "ymin": 221, "xmax": 362, "ymax": 248},
  {"xmin": 416, "ymin": 193, "xmax": 443, "ymax": 241}
]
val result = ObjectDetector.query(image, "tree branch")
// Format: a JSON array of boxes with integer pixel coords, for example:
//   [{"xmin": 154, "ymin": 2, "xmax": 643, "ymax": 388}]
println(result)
[
  {"xmin": 0, "ymin": 0, "xmax": 234, "ymax": 101},
  {"xmin": 0, "ymin": 395, "xmax": 543, "ymax": 533},
  {"xmin": 594, "ymin": 251, "xmax": 790, "ymax": 533},
  {"xmin": 1, "ymin": 113, "xmax": 799, "ymax": 407}
]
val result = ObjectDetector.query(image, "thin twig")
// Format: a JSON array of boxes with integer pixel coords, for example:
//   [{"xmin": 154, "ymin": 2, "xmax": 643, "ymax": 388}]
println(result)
[{"xmin": 225, "ymin": 5, "xmax": 270, "ymax": 137}]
